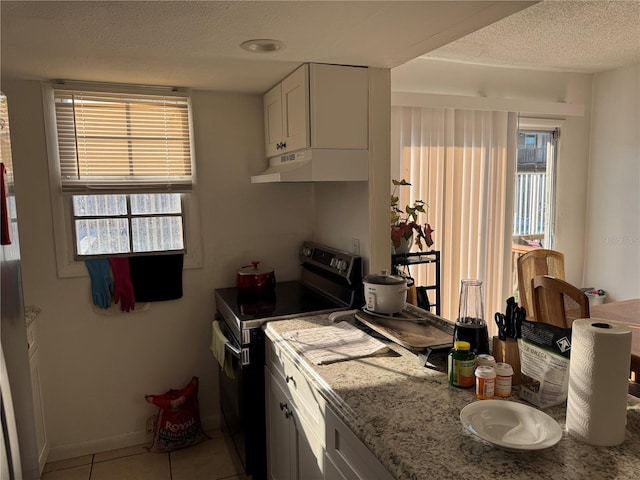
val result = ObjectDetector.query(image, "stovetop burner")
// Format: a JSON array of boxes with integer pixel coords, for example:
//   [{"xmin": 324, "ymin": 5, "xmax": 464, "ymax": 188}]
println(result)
[
  {"xmin": 215, "ymin": 241, "xmax": 363, "ymax": 346},
  {"xmin": 216, "ymin": 280, "xmax": 346, "ymax": 324}
]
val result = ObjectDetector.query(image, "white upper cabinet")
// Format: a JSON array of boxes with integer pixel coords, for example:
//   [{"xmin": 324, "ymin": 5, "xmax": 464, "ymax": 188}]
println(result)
[
  {"xmin": 281, "ymin": 65, "xmax": 310, "ymax": 155},
  {"xmin": 264, "ymin": 83, "xmax": 285, "ymax": 158},
  {"xmin": 263, "ymin": 63, "xmax": 368, "ymax": 158}
]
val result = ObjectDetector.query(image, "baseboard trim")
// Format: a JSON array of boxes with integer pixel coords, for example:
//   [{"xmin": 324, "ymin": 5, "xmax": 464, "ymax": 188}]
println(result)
[{"xmin": 46, "ymin": 413, "xmax": 222, "ymax": 463}]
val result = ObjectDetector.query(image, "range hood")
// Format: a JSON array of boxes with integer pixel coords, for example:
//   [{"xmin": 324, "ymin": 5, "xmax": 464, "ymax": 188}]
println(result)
[{"xmin": 251, "ymin": 148, "xmax": 369, "ymax": 183}]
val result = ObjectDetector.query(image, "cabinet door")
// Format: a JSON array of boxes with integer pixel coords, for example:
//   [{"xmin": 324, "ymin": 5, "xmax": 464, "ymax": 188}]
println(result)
[
  {"xmin": 324, "ymin": 454, "xmax": 348, "ymax": 480},
  {"xmin": 309, "ymin": 63, "xmax": 368, "ymax": 149},
  {"xmin": 264, "ymin": 83, "xmax": 284, "ymax": 158},
  {"xmin": 266, "ymin": 366, "xmax": 324, "ymax": 480},
  {"xmin": 325, "ymin": 407, "xmax": 394, "ymax": 480},
  {"xmin": 281, "ymin": 64, "xmax": 309, "ymax": 154},
  {"xmin": 292, "ymin": 410, "xmax": 324, "ymax": 480},
  {"xmin": 266, "ymin": 369, "xmax": 293, "ymax": 480}
]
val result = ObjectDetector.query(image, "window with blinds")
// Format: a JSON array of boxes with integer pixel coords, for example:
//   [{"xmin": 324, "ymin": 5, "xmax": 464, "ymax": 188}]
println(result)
[
  {"xmin": 53, "ymin": 88, "xmax": 193, "ymax": 191},
  {"xmin": 51, "ymin": 84, "xmax": 194, "ymax": 258}
]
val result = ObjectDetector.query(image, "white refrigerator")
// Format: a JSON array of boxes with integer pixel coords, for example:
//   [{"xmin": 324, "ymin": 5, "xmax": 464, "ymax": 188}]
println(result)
[{"xmin": 1, "ymin": 92, "xmax": 40, "ymax": 480}]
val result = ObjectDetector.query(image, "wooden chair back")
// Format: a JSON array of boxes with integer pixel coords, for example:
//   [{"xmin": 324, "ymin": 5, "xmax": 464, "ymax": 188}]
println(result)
[
  {"xmin": 517, "ymin": 249, "xmax": 565, "ymax": 318},
  {"xmin": 531, "ymin": 275, "xmax": 590, "ymax": 328}
]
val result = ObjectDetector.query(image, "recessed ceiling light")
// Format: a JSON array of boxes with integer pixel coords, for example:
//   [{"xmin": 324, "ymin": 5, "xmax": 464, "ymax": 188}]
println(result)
[{"xmin": 240, "ymin": 39, "xmax": 284, "ymax": 53}]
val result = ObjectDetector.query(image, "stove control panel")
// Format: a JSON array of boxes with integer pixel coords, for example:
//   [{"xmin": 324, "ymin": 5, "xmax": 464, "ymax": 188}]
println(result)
[{"xmin": 300, "ymin": 241, "xmax": 361, "ymax": 280}]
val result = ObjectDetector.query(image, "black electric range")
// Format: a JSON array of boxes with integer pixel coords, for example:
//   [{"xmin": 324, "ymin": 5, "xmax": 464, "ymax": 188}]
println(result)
[{"xmin": 214, "ymin": 241, "xmax": 362, "ymax": 479}]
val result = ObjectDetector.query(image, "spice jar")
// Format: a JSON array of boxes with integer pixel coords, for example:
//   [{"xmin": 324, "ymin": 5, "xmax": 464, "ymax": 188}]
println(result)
[
  {"xmin": 475, "ymin": 366, "xmax": 496, "ymax": 400},
  {"xmin": 448, "ymin": 341, "xmax": 476, "ymax": 388},
  {"xmin": 494, "ymin": 362, "xmax": 514, "ymax": 397}
]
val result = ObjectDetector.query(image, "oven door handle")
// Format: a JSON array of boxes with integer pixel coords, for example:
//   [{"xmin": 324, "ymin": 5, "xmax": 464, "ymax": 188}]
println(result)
[{"xmin": 224, "ymin": 341, "xmax": 242, "ymax": 359}]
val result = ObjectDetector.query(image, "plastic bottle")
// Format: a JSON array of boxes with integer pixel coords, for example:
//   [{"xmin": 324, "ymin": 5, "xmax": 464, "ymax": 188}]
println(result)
[
  {"xmin": 475, "ymin": 366, "xmax": 496, "ymax": 399},
  {"xmin": 448, "ymin": 341, "xmax": 476, "ymax": 388},
  {"xmin": 494, "ymin": 363, "xmax": 514, "ymax": 397},
  {"xmin": 476, "ymin": 354, "xmax": 496, "ymax": 368}
]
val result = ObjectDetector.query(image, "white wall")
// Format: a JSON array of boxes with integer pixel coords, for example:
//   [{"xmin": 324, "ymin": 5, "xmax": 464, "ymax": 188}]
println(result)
[
  {"xmin": 2, "ymin": 81, "xmax": 317, "ymax": 459},
  {"xmin": 313, "ymin": 68, "xmax": 392, "ymax": 275},
  {"xmin": 583, "ymin": 64, "xmax": 640, "ymax": 301},
  {"xmin": 314, "ymin": 182, "xmax": 370, "ymax": 262},
  {"xmin": 391, "ymin": 58, "xmax": 594, "ymax": 287}
]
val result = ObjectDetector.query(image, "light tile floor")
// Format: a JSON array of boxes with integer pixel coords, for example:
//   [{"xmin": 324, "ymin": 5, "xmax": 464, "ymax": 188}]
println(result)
[{"xmin": 42, "ymin": 429, "xmax": 250, "ymax": 480}]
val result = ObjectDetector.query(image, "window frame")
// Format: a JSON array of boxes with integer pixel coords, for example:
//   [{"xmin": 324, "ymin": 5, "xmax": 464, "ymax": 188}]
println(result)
[
  {"xmin": 514, "ymin": 117, "xmax": 563, "ymax": 250},
  {"xmin": 42, "ymin": 82, "xmax": 202, "ymax": 278},
  {"xmin": 69, "ymin": 192, "xmax": 186, "ymax": 260}
]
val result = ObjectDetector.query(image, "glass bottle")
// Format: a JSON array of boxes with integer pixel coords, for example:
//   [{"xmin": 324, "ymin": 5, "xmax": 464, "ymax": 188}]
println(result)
[{"xmin": 453, "ymin": 279, "xmax": 490, "ymax": 354}]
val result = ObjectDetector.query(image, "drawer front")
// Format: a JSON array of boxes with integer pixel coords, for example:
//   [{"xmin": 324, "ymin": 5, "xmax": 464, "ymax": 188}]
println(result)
[
  {"xmin": 266, "ymin": 337, "xmax": 286, "ymax": 378},
  {"xmin": 325, "ymin": 407, "xmax": 394, "ymax": 480},
  {"xmin": 266, "ymin": 339, "xmax": 325, "ymax": 441}
]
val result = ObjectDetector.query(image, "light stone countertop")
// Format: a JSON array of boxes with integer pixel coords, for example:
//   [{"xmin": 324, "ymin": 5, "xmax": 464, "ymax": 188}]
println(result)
[{"xmin": 264, "ymin": 314, "xmax": 640, "ymax": 480}]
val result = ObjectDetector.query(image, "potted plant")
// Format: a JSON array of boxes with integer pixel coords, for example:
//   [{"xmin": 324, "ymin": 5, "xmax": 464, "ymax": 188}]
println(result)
[{"xmin": 391, "ymin": 179, "xmax": 434, "ymax": 254}]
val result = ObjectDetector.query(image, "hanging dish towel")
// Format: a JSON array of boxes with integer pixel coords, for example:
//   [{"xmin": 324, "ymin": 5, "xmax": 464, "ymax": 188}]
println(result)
[
  {"xmin": 210, "ymin": 321, "xmax": 235, "ymax": 379},
  {"xmin": 129, "ymin": 254, "xmax": 184, "ymax": 302}
]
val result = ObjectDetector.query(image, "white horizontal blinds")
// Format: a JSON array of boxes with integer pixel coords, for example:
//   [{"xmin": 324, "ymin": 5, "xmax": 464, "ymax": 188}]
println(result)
[{"xmin": 54, "ymin": 88, "xmax": 192, "ymax": 192}]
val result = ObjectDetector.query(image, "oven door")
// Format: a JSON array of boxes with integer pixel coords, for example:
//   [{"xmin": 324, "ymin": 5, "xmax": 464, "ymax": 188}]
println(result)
[{"xmin": 217, "ymin": 316, "xmax": 266, "ymax": 479}]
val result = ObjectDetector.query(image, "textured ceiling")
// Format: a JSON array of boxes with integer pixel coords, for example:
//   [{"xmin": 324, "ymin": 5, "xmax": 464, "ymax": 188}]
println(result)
[
  {"xmin": 1, "ymin": 1, "xmax": 637, "ymax": 96},
  {"xmin": 1, "ymin": 1, "xmax": 533, "ymax": 93},
  {"xmin": 423, "ymin": 0, "xmax": 640, "ymax": 73}
]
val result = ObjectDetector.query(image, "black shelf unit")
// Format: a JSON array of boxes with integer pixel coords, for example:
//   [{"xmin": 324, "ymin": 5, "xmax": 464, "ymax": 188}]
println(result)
[{"xmin": 392, "ymin": 250, "xmax": 441, "ymax": 316}]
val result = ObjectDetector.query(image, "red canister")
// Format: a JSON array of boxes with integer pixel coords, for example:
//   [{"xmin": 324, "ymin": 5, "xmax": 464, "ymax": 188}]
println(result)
[{"xmin": 236, "ymin": 261, "xmax": 276, "ymax": 294}]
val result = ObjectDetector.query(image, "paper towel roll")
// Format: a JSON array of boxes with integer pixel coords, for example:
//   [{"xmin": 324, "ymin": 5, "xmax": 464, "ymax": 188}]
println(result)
[{"xmin": 566, "ymin": 318, "xmax": 632, "ymax": 446}]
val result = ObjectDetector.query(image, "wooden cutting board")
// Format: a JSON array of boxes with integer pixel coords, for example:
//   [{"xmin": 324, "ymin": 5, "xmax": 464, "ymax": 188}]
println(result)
[{"xmin": 355, "ymin": 309, "xmax": 453, "ymax": 351}]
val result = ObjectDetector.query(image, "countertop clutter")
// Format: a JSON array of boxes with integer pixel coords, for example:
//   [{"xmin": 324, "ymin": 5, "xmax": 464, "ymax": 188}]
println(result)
[{"xmin": 264, "ymin": 314, "xmax": 640, "ymax": 480}]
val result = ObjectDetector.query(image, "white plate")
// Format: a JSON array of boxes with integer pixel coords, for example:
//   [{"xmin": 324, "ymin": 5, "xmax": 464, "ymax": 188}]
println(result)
[{"xmin": 460, "ymin": 400, "xmax": 562, "ymax": 451}]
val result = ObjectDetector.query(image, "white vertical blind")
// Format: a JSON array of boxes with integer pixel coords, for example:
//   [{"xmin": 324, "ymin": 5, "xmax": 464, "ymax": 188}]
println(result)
[
  {"xmin": 53, "ymin": 86, "xmax": 193, "ymax": 192},
  {"xmin": 393, "ymin": 106, "xmax": 516, "ymax": 329}
]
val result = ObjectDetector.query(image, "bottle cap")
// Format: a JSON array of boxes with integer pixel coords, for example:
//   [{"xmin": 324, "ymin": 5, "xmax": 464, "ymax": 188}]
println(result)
[
  {"xmin": 475, "ymin": 366, "xmax": 496, "ymax": 378},
  {"xmin": 476, "ymin": 354, "xmax": 496, "ymax": 366},
  {"xmin": 454, "ymin": 341, "xmax": 471, "ymax": 350},
  {"xmin": 495, "ymin": 363, "xmax": 514, "ymax": 376}
]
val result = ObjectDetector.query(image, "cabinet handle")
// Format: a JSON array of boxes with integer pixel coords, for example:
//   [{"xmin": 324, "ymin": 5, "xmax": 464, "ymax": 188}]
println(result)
[
  {"xmin": 281, "ymin": 142, "xmax": 286, "ymax": 149},
  {"xmin": 285, "ymin": 375, "xmax": 294, "ymax": 384},
  {"xmin": 279, "ymin": 402, "xmax": 293, "ymax": 418}
]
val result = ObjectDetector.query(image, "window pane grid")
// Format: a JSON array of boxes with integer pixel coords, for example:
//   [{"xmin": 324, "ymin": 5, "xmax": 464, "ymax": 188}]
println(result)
[{"xmin": 72, "ymin": 193, "xmax": 184, "ymax": 258}]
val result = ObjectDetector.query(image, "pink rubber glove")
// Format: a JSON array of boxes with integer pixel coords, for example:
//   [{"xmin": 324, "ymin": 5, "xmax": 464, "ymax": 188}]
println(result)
[{"xmin": 108, "ymin": 257, "xmax": 135, "ymax": 312}]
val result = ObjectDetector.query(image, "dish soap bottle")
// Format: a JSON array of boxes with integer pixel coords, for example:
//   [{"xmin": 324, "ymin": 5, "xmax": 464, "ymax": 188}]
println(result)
[{"xmin": 448, "ymin": 340, "xmax": 476, "ymax": 388}]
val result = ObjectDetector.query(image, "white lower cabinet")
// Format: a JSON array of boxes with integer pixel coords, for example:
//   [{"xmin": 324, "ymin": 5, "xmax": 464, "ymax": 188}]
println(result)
[
  {"xmin": 265, "ymin": 368, "xmax": 323, "ymax": 480},
  {"xmin": 265, "ymin": 336, "xmax": 394, "ymax": 480},
  {"xmin": 324, "ymin": 407, "xmax": 394, "ymax": 480}
]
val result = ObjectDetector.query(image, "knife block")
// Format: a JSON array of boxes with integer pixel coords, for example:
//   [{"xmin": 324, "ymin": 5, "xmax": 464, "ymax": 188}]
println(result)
[{"xmin": 492, "ymin": 336, "xmax": 521, "ymax": 385}]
